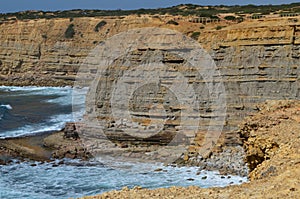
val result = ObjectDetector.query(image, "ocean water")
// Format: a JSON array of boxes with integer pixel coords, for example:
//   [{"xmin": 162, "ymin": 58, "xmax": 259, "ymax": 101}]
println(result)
[
  {"xmin": 0, "ymin": 86, "xmax": 85, "ymax": 138},
  {"xmin": 0, "ymin": 86, "xmax": 247, "ymax": 199}
]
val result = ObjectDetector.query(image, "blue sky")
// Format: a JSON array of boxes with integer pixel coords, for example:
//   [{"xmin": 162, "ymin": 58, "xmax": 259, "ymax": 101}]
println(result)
[{"xmin": 0, "ymin": 0, "xmax": 299, "ymax": 13}]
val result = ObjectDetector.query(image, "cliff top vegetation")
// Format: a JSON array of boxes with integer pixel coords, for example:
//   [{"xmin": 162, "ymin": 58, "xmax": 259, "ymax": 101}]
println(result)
[{"xmin": 1, "ymin": 3, "xmax": 300, "ymax": 21}]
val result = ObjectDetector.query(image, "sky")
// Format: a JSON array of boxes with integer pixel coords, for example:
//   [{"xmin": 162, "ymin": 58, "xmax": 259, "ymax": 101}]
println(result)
[{"xmin": 0, "ymin": 0, "xmax": 299, "ymax": 13}]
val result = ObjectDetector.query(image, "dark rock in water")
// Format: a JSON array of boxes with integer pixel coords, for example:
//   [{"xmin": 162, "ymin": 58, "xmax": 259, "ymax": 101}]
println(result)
[
  {"xmin": 0, "ymin": 159, "xmax": 6, "ymax": 165},
  {"xmin": 65, "ymin": 153, "xmax": 76, "ymax": 159},
  {"xmin": 63, "ymin": 122, "xmax": 79, "ymax": 140},
  {"xmin": 187, "ymin": 178, "xmax": 195, "ymax": 181},
  {"xmin": 58, "ymin": 160, "xmax": 64, "ymax": 165},
  {"xmin": 202, "ymin": 176, "xmax": 207, "ymax": 180},
  {"xmin": 154, "ymin": 168, "xmax": 163, "ymax": 172}
]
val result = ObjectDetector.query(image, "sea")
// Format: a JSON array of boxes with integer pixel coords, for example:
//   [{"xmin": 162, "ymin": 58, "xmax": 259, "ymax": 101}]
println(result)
[{"xmin": 0, "ymin": 86, "xmax": 247, "ymax": 199}]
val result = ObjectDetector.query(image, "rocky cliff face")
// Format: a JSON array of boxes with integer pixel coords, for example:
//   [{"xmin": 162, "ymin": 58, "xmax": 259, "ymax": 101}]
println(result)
[
  {"xmin": 0, "ymin": 15, "xmax": 201, "ymax": 86},
  {"xmin": 0, "ymin": 15, "xmax": 300, "ymax": 160}
]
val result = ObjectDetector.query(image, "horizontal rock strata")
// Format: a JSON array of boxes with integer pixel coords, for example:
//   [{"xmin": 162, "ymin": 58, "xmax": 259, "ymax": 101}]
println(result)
[{"xmin": 0, "ymin": 16, "xmax": 300, "ymax": 174}]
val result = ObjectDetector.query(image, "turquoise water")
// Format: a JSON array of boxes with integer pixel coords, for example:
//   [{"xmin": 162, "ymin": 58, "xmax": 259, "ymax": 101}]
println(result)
[{"xmin": 0, "ymin": 86, "xmax": 247, "ymax": 199}]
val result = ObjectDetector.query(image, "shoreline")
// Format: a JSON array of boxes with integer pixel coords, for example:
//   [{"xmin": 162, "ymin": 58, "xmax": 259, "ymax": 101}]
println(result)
[
  {"xmin": 1, "ymin": 89, "xmax": 299, "ymax": 198},
  {"xmin": 0, "ymin": 127, "xmax": 91, "ymax": 165},
  {"xmin": 0, "ymin": 123, "xmax": 248, "ymax": 176},
  {"xmin": 81, "ymin": 100, "xmax": 300, "ymax": 198}
]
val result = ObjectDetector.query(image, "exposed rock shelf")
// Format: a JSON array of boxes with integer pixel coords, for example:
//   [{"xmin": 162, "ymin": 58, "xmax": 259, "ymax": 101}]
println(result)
[{"xmin": 0, "ymin": 128, "xmax": 91, "ymax": 165}]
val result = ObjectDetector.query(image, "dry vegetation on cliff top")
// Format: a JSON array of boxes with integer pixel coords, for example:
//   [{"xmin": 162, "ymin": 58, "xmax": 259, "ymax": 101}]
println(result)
[{"xmin": 81, "ymin": 100, "xmax": 300, "ymax": 199}]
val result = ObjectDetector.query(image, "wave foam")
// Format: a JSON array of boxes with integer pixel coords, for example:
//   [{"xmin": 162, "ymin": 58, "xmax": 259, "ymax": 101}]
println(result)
[
  {"xmin": 0, "ymin": 104, "xmax": 12, "ymax": 110},
  {"xmin": 0, "ymin": 113, "xmax": 75, "ymax": 138},
  {"xmin": 0, "ymin": 86, "xmax": 72, "ymax": 97}
]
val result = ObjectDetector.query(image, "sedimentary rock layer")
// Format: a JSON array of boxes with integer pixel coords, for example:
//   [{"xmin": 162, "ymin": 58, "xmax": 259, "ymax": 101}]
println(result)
[{"xmin": 0, "ymin": 15, "xmax": 299, "ymax": 164}]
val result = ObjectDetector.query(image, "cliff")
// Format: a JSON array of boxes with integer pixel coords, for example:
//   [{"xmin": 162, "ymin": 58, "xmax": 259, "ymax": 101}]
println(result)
[
  {"xmin": 0, "ymin": 15, "xmax": 202, "ymax": 86},
  {"xmin": 0, "ymin": 15, "xmax": 300, "ymax": 173}
]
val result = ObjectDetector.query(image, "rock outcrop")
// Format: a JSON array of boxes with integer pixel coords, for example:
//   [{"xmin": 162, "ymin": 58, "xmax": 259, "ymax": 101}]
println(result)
[
  {"xmin": 81, "ymin": 100, "xmax": 300, "ymax": 198},
  {"xmin": 0, "ymin": 126, "xmax": 91, "ymax": 164},
  {"xmin": 238, "ymin": 100, "xmax": 300, "ymax": 180}
]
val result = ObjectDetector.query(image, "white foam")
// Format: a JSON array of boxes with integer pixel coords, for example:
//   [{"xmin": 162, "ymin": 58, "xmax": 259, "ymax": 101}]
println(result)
[
  {"xmin": 0, "ymin": 113, "xmax": 75, "ymax": 138},
  {"xmin": 92, "ymin": 158, "xmax": 248, "ymax": 188},
  {"xmin": 0, "ymin": 85, "xmax": 71, "ymax": 92},
  {"xmin": 46, "ymin": 95, "xmax": 72, "ymax": 106},
  {"xmin": 0, "ymin": 160, "xmax": 248, "ymax": 199},
  {"xmin": 0, "ymin": 86, "xmax": 87, "ymax": 108},
  {"xmin": 45, "ymin": 87, "xmax": 88, "ymax": 107},
  {"xmin": 0, "ymin": 86, "xmax": 72, "ymax": 97},
  {"xmin": 0, "ymin": 104, "xmax": 12, "ymax": 110}
]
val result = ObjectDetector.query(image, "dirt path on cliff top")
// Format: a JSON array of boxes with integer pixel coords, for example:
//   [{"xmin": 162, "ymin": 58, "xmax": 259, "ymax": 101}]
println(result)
[{"xmin": 81, "ymin": 100, "xmax": 300, "ymax": 199}]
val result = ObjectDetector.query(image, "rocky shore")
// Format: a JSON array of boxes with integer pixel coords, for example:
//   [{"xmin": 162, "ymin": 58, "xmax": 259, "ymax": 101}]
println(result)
[
  {"xmin": 0, "ymin": 125, "xmax": 91, "ymax": 165},
  {"xmin": 0, "ymin": 121, "xmax": 248, "ymax": 177},
  {"xmin": 81, "ymin": 100, "xmax": 300, "ymax": 198}
]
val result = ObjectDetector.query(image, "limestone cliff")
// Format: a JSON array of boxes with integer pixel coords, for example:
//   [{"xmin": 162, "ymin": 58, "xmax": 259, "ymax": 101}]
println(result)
[
  {"xmin": 0, "ymin": 15, "xmax": 201, "ymax": 86},
  {"xmin": 0, "ymin": 15, "xmax": 300, "ymax": 158}
]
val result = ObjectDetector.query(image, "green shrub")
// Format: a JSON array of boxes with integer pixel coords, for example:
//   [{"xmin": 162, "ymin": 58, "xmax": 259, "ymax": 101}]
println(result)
[
  {"xmin": 94, "ymin": 20, "xmax": 107, "ymax": 32},
  {"xmin": 166, "ymin": 20, "xmax": 179, "ymax": 25},
  {"xmin": 224, "ymin": 15, "xmax": 236, "ymax": 20},
  {"xmin": 65, "ymin": 24, "xmax": 75, "ymax": 38},
  {"xmin": 191, "ymin": 32, "xmax": 200, "ymax": 40},
  {"xmin": 216, "ymin": 26, "xmax": 224, "ymax": 30}
]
